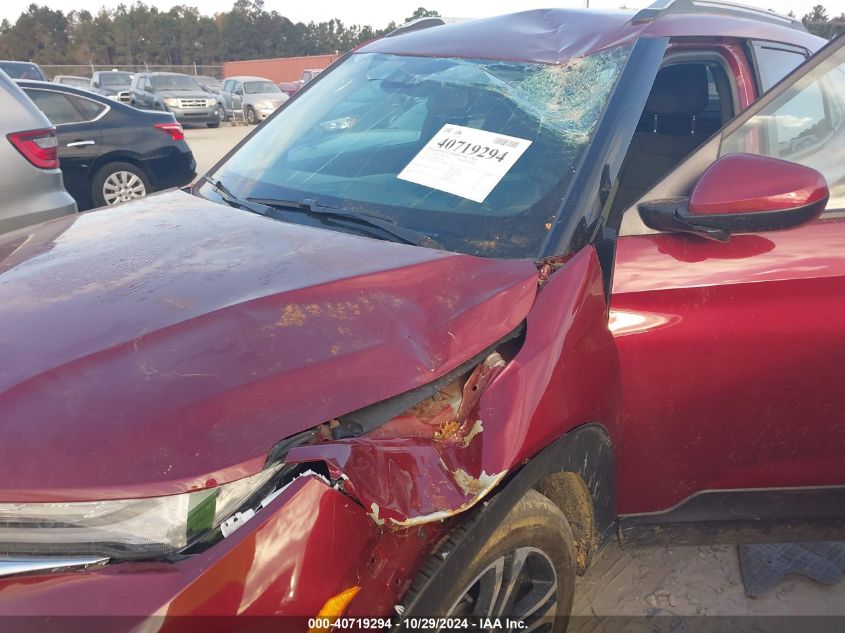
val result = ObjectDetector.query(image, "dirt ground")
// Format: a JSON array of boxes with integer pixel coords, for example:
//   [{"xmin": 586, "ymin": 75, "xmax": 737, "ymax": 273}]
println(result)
[{"xmin": 573, "ymin": 540, "xmax": 845, "ymax": 619}]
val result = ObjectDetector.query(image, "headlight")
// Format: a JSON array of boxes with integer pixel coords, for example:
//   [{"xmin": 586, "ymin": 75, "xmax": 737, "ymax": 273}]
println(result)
[
  {"xmin": 206, "ymin": 98, "xmax": 216, "ymax": 107},
  {"xmin": 0, "ymin": 463, "xmax": 283, "ymax": 560},
  {"xmin": 164, "ymin": 98, "xmax": 179, "ymax": 107},
  {"xmin": 253, "ymin": 100, "xmax": 272, "ymax": 110}
]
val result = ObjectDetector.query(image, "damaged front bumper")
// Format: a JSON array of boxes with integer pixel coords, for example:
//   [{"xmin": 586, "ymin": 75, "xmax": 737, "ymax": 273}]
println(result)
[
  {"xmin": 0, "ymin": 472, "xmax": 438, "ymax": 621},
  {"xmin": 0, "ymin": 347, "xmax": 514, "ymax": 620}
]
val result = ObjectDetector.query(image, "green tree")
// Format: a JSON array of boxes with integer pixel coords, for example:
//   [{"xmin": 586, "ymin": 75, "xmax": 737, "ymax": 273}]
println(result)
[
  {"xmin": 802, "ymin": 4, "xmax": 829, "ymax": 23},
  {"xmin": 0, "ymin": 4, "xmax": 71, "ymax": 63},
  {"xmin": 406, "ymin": 7, "xmax": 441, "ymax": 22},
  {"xmin": 0, "ymin": 2, "xmax": 446, "ymax": 65}
]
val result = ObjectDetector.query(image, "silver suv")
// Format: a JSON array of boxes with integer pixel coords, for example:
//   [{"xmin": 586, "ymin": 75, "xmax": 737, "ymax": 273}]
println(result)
[
  {"xmin": 218, "ymin": 76, "xmax": 288, "ymax": 125},
  {"xmin": 0, "ymin": 70, "xmax": 76, "ymax": 233}
]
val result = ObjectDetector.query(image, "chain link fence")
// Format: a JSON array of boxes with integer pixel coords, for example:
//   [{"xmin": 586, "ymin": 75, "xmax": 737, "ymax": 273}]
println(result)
[{"xmin": 39, "ymin": 64, "xmax": 224, "ymax": 80}]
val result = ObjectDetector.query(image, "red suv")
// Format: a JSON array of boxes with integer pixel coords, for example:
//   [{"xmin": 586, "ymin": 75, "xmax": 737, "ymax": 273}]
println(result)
[{"xmin": 1, "ymin": 1, "xmax": 843, "ymax": 630}]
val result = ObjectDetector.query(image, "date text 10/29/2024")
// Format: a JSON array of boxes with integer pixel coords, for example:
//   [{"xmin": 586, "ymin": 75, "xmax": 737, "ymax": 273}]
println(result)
[{"xmin": 307, "ymin": 618, "xmax": 531, "ymax": 630}]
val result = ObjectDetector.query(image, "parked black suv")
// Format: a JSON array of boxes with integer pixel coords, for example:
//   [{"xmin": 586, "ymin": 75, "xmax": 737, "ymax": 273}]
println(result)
[
  {"xmin": 91, "ymin": 71, "xmax": 133, "ymax": 103},
  {"xmin": 130, "ymin": 72, "xmax": 219, "ymax": 128}
]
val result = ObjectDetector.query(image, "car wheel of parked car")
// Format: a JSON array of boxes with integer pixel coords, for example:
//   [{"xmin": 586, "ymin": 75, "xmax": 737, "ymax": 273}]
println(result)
[
  {"xmin": 397, "ymin": 490, "xmax": 575, "ymax": 631},
  {"xmin": 245, "ymin": 106, "xmax": 257, "ymax": 125},
  {"xmin": 217, "ymin": 104, "xmax": 227, "ymax": 122},
  {"xmin": 91, "ymin": 162, "xmax": 151, "ymax": 208}
]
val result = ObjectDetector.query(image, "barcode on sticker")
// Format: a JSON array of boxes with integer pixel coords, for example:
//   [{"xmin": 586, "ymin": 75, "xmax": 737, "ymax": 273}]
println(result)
[{"xmin": 493, "ymin": 137, "xmax": 520, "ymax": 148}]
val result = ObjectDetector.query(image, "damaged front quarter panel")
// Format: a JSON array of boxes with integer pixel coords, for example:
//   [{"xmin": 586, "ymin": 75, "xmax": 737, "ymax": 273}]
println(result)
[
  {"xmin": 283, "ymin": 246, "xmax": 617, "ymax": 531},
  {"xmin": 285, "ymin": 349, "xmax": 511, "ymax": 527}
]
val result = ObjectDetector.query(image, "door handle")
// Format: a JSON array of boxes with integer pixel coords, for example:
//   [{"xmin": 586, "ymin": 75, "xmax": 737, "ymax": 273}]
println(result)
[{"xmin": 67, "ymin": 140, "xmax": 96, "ymax": 147}]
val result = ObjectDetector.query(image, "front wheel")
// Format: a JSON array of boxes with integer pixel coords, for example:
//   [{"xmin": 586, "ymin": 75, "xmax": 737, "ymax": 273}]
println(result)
[
  {"xmin": 91, "ymin": 162, "xmax": 151, "ymax": 208},
  {"xmin": 245, "ymin": 106, "xmax": 257, "ymax": 125},
  {"xmin": 399, "ymin": 490, "xmax": 576, "ymax": 632},
  {"xmin": 217, "ymin": 104, "xmax": 227, "ymax": 122}
]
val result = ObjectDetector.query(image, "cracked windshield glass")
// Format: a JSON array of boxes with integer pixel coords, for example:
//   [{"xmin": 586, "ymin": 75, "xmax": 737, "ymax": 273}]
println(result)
[{"xmin": 205, "ymin": 47, "xmax": 630, "ymax": 257}]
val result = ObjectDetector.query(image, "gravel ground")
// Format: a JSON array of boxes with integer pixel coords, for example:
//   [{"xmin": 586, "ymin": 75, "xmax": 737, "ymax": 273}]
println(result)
[{"xmin": 573, "ymin": 539, "xmax": 845, "ymax": 620}]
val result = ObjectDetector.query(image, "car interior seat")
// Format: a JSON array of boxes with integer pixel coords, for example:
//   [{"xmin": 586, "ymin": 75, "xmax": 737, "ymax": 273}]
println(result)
[{"xmin": 610, "ymin": 63, "xmax": 728, "ymax": 218}]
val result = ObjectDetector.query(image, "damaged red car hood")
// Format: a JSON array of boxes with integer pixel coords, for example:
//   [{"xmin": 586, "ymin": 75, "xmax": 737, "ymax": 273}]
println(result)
[{"xmin": 0, "ymin": 191, "xmax": 538, "ymax": 502}]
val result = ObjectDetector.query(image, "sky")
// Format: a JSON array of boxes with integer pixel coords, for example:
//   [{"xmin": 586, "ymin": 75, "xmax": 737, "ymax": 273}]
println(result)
[{"xmin": 2, "ymin": 0, "xmax": 839, "ymax": 25}]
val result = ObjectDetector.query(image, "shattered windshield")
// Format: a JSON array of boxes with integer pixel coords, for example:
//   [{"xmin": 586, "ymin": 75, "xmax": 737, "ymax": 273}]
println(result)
[{"xmin": 204, "ymin": 48, "xmax": 630, "ymax": 257}]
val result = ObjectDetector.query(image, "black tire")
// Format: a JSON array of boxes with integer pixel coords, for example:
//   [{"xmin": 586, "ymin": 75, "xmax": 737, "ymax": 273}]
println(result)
[
  {"xmin": 399, "ymin": 490, "xmax": 575, "ymax": 632},
  {"xmin": 245, "ymin": 106, "xmax": 257, "ymax": 125},
  {"xmin": 91, "ymin": 161, "xmax": 151, "ymax": 208},
  {"xmin": 217, "ymin": 104, "xmax": 227, "ymax": 122}
]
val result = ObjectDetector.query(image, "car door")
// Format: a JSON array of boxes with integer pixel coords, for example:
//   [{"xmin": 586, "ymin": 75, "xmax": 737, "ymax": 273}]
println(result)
[
  {"xmin": 221, "ymin": 80, "xmax": 232, "ymax": 112},
  {"xmin": 142, "ymin": 77, "xmax": 155, "ymax": 109},
  {"xmin": 232, "ymin": 81, "xmax": 244, "ymax": 112},
  {"xmin": 22, "ymin": 87, "xmax": 104, "ymax": 207},
  {"xmin": 610, "ymin": 38, "xmax": 845, "ymax": 523}
]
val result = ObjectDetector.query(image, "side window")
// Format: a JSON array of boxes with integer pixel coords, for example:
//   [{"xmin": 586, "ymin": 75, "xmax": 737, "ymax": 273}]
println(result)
[
  {"xmin": 751, "ymin": 41, "xmax": 809, "ymax": 92},
  {"xmin": 722, "ymin": 52, "xmax": 845, "ymax": 212},
  {"xmin": 66, "ymin": 94, "xmax": 106, "ymax": 121},
  {"xmin": 223, "ymin": 80, "xmax": 232, "ymax": 93},
  {"xmin": 24, "ymin": 89, "xmax": 86, "ymax": 125},
  {"xmin": 610, "ymin": 57, "xmax": 737, "ymax": 216}
]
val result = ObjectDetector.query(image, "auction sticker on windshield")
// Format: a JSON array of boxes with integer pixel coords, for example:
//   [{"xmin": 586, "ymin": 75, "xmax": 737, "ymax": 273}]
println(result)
[{"xmin": 398, "ymin": 125, "xmax": 532, "ymax": 203}]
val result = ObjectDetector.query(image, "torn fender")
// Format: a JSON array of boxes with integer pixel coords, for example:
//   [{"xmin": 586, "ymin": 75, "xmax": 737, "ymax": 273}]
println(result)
[
  {"xmin": 476, "ymin": 245, "xmax": 621, "ymax": 474},
  {"xmin": 286, "ymin": 353, "xmax": 509, "ymax": 526},
  {"xmin": 286, "ymin": 246, "xmax": 619, "ymax": 528}
]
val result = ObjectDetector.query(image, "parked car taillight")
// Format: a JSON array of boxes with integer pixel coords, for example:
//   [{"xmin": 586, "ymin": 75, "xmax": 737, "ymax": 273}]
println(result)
[
  {"xmin": 7, "ymin": 128, "xmax": 59, "ymax": 170},
  {"xmin": 154, "ymin": 122, "xmax": 185, "ymax": 141}
]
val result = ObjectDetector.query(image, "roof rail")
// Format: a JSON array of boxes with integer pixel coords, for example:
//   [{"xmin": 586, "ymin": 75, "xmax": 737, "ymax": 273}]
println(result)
[
  {"xmin": 386, "ymin": 17, "xmax": 446, "ymax": 38},
  {"xmin": 632, "ymin": 0, "xmax": 805, "ymax": 30}
]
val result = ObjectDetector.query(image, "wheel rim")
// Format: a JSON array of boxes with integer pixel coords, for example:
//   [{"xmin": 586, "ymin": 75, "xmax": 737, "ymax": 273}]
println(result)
[
  {"xmin": 247, "ymin": 108, "xmax": 255, "ymax": 124},
  {"xmin": 444, "ymin": 547, "xmax": 558, "ymax": 632},
  {"xmin": 103, "ymin": 170, "xmax": 146, "ymax": 205}
]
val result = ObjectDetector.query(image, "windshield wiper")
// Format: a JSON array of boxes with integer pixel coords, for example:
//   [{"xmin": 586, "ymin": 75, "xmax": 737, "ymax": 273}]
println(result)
[
  {"xmin": 201, "ymin": 175, "xmax": 270, "ymax": 217},
  {"xmin": 247, "ymin": 196, "xmax": 440, "ymax": 248}
]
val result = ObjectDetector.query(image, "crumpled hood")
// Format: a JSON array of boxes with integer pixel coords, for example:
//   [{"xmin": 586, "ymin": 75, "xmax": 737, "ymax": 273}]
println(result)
[{"xmin": 0, "ymin": 191, "xmax": 538, "ymax": 501}]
